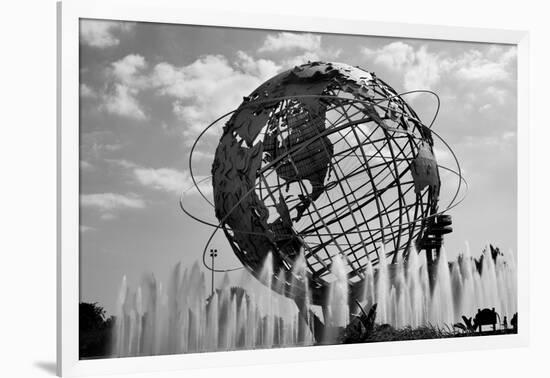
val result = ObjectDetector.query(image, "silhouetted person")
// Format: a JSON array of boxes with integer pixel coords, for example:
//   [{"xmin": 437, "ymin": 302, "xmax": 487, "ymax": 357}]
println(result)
[{"xmin": 511, "ymin": 313, "xmax": 518, "ymax": 332}]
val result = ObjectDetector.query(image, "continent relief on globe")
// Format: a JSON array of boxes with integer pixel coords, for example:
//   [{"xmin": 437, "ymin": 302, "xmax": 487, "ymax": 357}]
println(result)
[{"xmin": 211, "ymin": 62, "xmax": 441, "ymax": 303}]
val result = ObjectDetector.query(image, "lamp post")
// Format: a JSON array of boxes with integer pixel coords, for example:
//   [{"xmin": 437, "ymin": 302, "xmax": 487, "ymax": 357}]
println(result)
[{"xmin": 209, "ymin": 248, "xmax": 218, "ymax": 296}]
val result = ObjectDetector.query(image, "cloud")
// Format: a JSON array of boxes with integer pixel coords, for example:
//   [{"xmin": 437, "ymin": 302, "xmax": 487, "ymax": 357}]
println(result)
[
  {"xmin": 79, "ymin": 225, "xmax": 95, "ymax": 232},
  {"xmin": 80, "ymin": 193, "xmax": 145, "ymax": 211},
  {"xmin": 80, "ymin": 193, "xmax": 146, "ymax": 220},
  {"xmin": 502, "ymin": 131, "xmax": 516, "ymax": 141},
  {"xmin": 133, "ymin": 167, "xmax": 212, "ymax": 196},
  {"xmin": 281, "ymin": 51, "xmax": 322, "ymax": 69},
  {"xmin": 105, "ymin": 157, "xmax": 210, "ymax": 197},
  {"xmin": 96, "ymin": 52, "xmax": 281, "ymax": 131},
  {"xmin": 478, "ymin": 103, "xmax": 493, "ymax": 113},
  {"xmin": 362, "ymin": 42, "xmax": 516, "ymax": 93},
  {"xmin": 80, "ymin": 160, "xmax": 94, "ymax": 171},
  {"xmin": 80, "ymin": 133, "xmax": 125, "ymax": 173},
  {"xmin": 134, "ymin": 167, "xmax": 191, "ymax": 194},
  {"xmin": 281, "ymin": 49, "xmax": 342, "ymax": 69},
  {"xmin": 102, "ymin": 84, "xmax": 147, "ymax": 120},
  {"xmin": 403, "ymin": 46, "xmax": 443, "ymax": 93},
  {"xmin": 103, "ymin": 158, "xmax": 211, "ymax": 198},
  {"xmin": 461, "ymin": 133, "xmax": 516, "ymax": 149},
  {"xmin": 363, "ymin": 42, "xmax": 415, "ymax": 71},
  {"xmin": 80, "ymin": 83, "xmax": 97, "ymax": 98},
  {"xmin": 258, "ymin": 32, "xmax": 321, "ymax": 53},
  {"xmin": 80, "ymin": 19, "xmax": 134, "ymax": 48},
  {"xmin": 100, "ymin": 54, "xmax": 148, "ymax": 120},
  {"xmin": 96, "ymin": 41, "xmax": 339, "ymax": 135},
  {"xmin": 105, "ymin": 158, "xmax": 139, "ymax": 169},
  {"xmin": 150, "ymin": 53, "xmax": 280, "ymax": 138},
  {"xmin": 433, "ymin": 146, "xmax": 453, "ymax": 166},
  {"xmin": 257, "ymin": 33, "xmax": 341, "ymax": 69},
  {"xmin": 235, "ymin": 51, "xmax": 281, "ymax": 79},
  {"xmin": 80, "ymin": 131, "xmax": 124, "ymax": 163},
  {"xmin": 91, "ymin": 142, "xmax": 122, "ymax": 154},
  {"xmin": 100, "ymin": 213, "xmax": 117, "ymax": 221},
  {"xmin": 110, "ymin": 54, "xmax": 148, "ymax": 87},
  {"xmin": 363, "ymin": 43, "xmax": 449, "ymax": 93},
  {"xmin": 484, "ymin": 86, "xmax": 508, "ymax": 105},
  {"xmin": 455, "ymin": 48, "xmax": 516, "ymax": 82},
  {"xmin": 190, "ymin": 150, "xmax": 214, "ymax": 162}
]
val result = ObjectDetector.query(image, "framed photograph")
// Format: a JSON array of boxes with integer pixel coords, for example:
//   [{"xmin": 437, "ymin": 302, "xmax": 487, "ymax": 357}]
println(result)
[{"xmin": 57, "ymin": 0, "xmax": 529, "ymax": 376}]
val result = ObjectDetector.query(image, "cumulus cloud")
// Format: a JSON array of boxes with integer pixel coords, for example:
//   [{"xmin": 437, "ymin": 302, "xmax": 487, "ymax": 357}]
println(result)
[
  {"xmin": 96, "ymin": 51, "xmax": 282, "ymax": 130},
  {"xmin": 80, "ymin": 19, "xmax": 134, "ymax": 48},
  {"xmin": 105, "ymin": 158, "xmax": 211, "ymax": 197},
  {"xmin": 258, "ymin": 32, "xmax": 321, "ymax": 53},
  {"xmin": 281, "ymin": 51, "xmax": 322, "ymax": 69},
  {"xmin": 134, "ymin": 167, "xmax": 191, "ymax": 194},
  {"xmin": 133, "ymin": 166, "xmax": 212, "ymax": 197},
  {"xmin": 362, "ymin": 42, "xmax": 516, "ymax": 93},
  {"xmin": 235, "ymin": 51, "xmax": 281, "ymax": 79},
  {"xmin": 454, "ymin": 48, "xmax": 516, "ymax": 82},
  {"xmin": 257, "ymin": 33, "xmax": 340, "ymax": 69},
  {"xmin": 110, "ymin": 54, "xmax": 148, "ymax": 86},
  {"xmin": 80, "ymin": 193, "xmax": 145, "ymax": 211},
  {"xmin": 102, "ymin": 84, "xmax": 147, "ymax": 120},
  {"xmin": 100, "ymin": 54, "xmax": 148, "ymax": 120},
  {"xmin": 150, "ymin": 53, "xmax": 280, "ymax": 138},
  {"xmin": 402, "ymin": 46, "xmax": 444, "ymax": 93},
  {"xmin": 363, "ymin": 43, "xmax": 449, "ymax": 93},
  {"xmin": 96, "ymin": 34, "xmax": 341, "ymax": 133},
  {"xmin": 362, "ymin": 42, "xmax": 415, "ymax": 71},
  {"xmin": 254, "ymin": 31, "xmax": 343, "ymax": 69}
]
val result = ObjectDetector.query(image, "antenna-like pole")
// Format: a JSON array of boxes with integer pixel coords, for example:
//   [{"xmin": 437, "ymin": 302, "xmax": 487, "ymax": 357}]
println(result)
[{"xmin": 209, "ymin": 248, "xmax": 218, "ymax": 296}]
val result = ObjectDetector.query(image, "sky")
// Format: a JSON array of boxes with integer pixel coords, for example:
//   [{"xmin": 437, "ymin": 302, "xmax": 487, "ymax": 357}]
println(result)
[{"xmin": 79, "ymin": 19, "xmax": 517, "ymax": 315}]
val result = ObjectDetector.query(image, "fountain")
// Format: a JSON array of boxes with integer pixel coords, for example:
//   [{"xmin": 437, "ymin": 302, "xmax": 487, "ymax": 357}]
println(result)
[
  {"xmin": 112, "ymin": 243, "xmax": 517, "ymax": 357},
  {"xmin": 113, "ymin": 253, "xmax": 316, "ymax": 357}
]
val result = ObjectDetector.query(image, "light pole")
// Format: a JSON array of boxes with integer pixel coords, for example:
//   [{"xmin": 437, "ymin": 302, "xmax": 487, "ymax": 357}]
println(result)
[{"xmin": 209, "ymin": 248, "xmax": 218, "ymax": 296}]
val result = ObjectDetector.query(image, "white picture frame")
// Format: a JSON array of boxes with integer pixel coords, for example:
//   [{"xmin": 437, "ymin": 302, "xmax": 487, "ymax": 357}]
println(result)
[{"xmin": 57, "ymin": 0, "xmax": 530, "ymax": 376}]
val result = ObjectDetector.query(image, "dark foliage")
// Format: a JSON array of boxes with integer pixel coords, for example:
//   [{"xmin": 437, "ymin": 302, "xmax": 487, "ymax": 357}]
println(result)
[
  {"xmin": 340, "ymin": 302, "xmax": 517, "ymax": 344},
  {"xmin": 79, "ymin": 302, "xmax": 114, "ymax": 359}
]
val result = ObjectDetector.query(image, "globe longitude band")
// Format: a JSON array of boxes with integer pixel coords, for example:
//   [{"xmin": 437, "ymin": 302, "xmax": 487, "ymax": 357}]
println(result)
[{"xmin": 180, "ymin": 62, "xmax": 467, "ymax": 306}]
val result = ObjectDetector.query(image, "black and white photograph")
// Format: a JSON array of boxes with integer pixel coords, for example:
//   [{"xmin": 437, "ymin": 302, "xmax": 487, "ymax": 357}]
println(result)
[
  {"xmin": 77, "ymin": 18, "xmax": 519, "ymax": 359},
  {"xmin": 13, "ymin": 0, "xmax": 550, "ymax": 377}
]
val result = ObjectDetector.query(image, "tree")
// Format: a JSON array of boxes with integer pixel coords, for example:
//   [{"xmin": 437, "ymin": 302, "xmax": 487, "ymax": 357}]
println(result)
[{"xmin": 79, "ymin": 302, "xmax": 114, "ymax": 359}]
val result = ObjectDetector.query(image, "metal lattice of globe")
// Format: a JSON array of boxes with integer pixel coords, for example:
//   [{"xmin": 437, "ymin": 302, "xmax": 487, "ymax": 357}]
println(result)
[{"xmin": 211, "ymin": 62, "xmax": 441, "ymax": 304}]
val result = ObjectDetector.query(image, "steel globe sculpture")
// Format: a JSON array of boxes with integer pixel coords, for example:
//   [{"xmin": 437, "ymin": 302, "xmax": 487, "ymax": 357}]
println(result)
[{"xmin": 204, "ymin": 61, "xmax": 452, "ymax": 305}]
